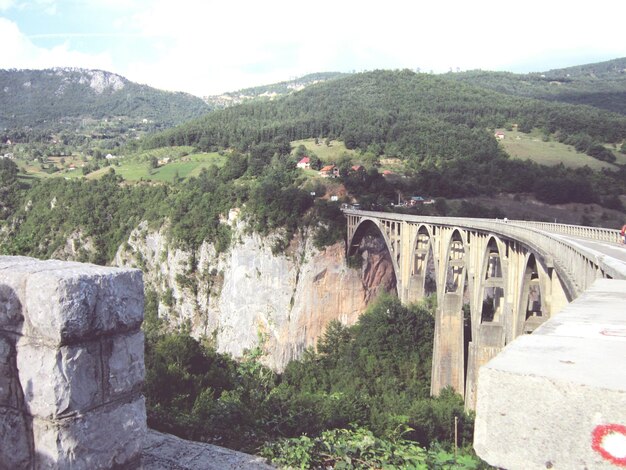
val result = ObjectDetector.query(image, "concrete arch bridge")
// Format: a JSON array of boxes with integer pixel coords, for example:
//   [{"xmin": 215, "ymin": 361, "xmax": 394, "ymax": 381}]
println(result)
[{"xmin": 344, "ymin": 209, "xmax": 626, "ymax": 411}]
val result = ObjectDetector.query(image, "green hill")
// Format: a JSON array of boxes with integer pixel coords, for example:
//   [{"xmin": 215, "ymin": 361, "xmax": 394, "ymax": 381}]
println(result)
[
  {"xmin": 145, "ymin": 68, "xmax": 626, "ymax": 166},
  {"xmin": 446, "ymin": 57, "xmax": 626, "ymax": 115},
  {"xmin": 0, "ymin": 68, "xmax": 211, "ymax": 129}
]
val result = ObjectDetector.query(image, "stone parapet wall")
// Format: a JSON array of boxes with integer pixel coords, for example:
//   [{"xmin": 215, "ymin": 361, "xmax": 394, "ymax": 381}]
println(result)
[{"xmin": 0, "ymin": 256, "xmax": 146, "ymax": 469}]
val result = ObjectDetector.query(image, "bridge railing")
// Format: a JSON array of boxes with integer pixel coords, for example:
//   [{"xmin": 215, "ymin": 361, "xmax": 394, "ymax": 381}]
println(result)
[{"xmin": 508, "ymin": 220, "xmax": 622, "ymax": 244}]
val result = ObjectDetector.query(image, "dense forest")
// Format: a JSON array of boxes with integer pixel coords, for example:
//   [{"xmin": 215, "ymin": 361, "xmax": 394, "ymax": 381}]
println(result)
[
  {"xmin": 134, "ymin": 68, "xmax": 626, "ymax": 209},
  {"xmin": 0, "ymin": 155, "xmax": 345, "ymax": 263},
  {"xmin": 145, "ymin": 293, "xmax": 482, "ymax": 468},
  {"xmin": 446, "ymin": 57, "xmax": 626, "ymax": 116},
  {"xmin": 3, "ymin": 149, "xmax": 623, "ymax": 267},
  {"xmin": 144, "ymin": 69, "xmax": 626, "ymax": 159}
]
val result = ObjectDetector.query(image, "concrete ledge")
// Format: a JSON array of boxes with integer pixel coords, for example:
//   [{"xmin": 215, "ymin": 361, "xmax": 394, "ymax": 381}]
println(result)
[
  {"xmin": 142, "ymin": 430, "xmax": 275, "ymax": 469},
  {"xmin": 474, "ymin": 279, "xmax": 626, "ymax": 469}
]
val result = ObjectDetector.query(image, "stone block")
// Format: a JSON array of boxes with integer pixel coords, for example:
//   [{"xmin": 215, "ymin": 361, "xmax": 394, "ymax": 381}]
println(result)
[
  {"xmin": 24, "ymin": 265, "xmax": 143, "ymax": 344},
  {"xmin": 0, "ymin": 257, "xmax": 148, "ymax": 469},
  {"xmin": 107, "ymin": 331, "xmax": 145, "ymax": 398},
  {"xmin": 0, "ymin": 407, "xmax": 32, "ymax": 469},
  {"xmin": 474, "ymin": 354, "xmax": 626, "ymax": 469},
  {"xmin": 0, "ymin": 255, "xmax": 40, "ymax": 270},
  {"xmin": 16, "ymin": 330, "xmax": 145, "ymax": 418},
  {"xmin": 33, "ymin": 397, "xmax": 146, "ymax": 470},
  {"xmin": 143, "ymin": 429, "xmax": 275, "ymax": 469},
  {"xmin": 16, "ymin": 337, "xmax": 102, "ymax": 418}
]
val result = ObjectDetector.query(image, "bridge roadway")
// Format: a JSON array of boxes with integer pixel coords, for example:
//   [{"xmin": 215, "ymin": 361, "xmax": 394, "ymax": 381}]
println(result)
[
  {"xmin": 549, "ymin": 231, "xmax": 626, "ymax": 264},
  {"xmin": 344, "ymin": 210, "xmax": 626, "ymax": 468}
]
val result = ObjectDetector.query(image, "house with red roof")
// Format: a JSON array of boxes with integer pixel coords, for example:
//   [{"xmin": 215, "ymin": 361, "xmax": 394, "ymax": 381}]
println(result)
[
  {"xmin": 319, "ymin": 164, "xmax": 339, "ymax": 178},
  {"xmin": 296, "ymin": 156, "xmax": 311, "ymax": 169}
]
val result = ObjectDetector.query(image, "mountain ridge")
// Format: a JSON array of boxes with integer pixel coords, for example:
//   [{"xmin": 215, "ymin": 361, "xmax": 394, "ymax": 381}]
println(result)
[
  {"xmin": 0, "ymin": 67, "xmax": 211, "ymax": 129},
  {"xmin": 202, "ymin": 72, "xmax": 349, "ymax": 108}
]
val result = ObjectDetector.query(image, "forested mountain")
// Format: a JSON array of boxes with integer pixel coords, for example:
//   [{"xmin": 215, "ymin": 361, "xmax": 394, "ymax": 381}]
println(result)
[
  {"xmin": 0, "ymin": 68, "xmax": 211, "ymax": 129},
  {"xmin": 203, "ymin": 72, "xmax": 348, "ymax": 108},
  {"xmin": 447, "ymin": 57, "xmax": 626, "ymax": 115},
  {"xmin": 145, "ymin": 68, "xmax": 626, "ymax": 161}
]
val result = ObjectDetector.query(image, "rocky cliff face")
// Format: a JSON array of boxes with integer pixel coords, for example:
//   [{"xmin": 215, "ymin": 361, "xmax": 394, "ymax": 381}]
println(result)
[{"xmin": 114, "ymin": 216, "xmax": 395, "ymax": 370}]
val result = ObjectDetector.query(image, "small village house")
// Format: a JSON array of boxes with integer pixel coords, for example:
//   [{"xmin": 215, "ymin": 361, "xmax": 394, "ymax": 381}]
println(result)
[
  {"xmin": 296, "ymin": 156, "xmax": 310, "ymax": 169},
  {"xmin": 319, "ymin": 164, "xmax": 339, "ymax": 178}
]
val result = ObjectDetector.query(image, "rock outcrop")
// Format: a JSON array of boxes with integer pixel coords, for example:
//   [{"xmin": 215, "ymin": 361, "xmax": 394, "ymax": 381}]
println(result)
[{"xmin": 114, "ymin": 218, "xmax": 395, "ymax": 370}]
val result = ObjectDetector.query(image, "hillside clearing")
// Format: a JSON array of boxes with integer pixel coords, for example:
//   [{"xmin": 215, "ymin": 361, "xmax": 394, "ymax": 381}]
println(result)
[
  {"xmin": 87, "ymin": 151, "xmax": 226, "ymax": 181},
  {"xmin": 496, "ymin": 128, "xmax": 623, "ymax": 169},
  {"xmin": 291, "ymin": 139, "xmax": 358, "ymax": 162}
]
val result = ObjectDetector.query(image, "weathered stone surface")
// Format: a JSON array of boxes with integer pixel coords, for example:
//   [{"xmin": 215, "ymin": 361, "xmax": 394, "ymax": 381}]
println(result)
[
  {"xmin": 0, "ymin": 407, "xmax": 32, "ymax": 469},
  {"xmin": 0, "ymin": 255, "xmax": 40, "ymax": 270},
  {"xmin": 0, "ymin": 334, "xmax": 24, "ymax": 408},
  {"xmin": 142, "ymin": 430, "xmax": 275, "ymax": 469},
  {"xmin": 0, "ymin": 283, "xmax": 23, "ymax": 331},
  {"xmin": 474, "ymin": 279, "xmax": 626, "ymax": 470},
  {"xmin": 0, "ymin": 256, "xmax": 148, "ymax": 468},
  {"xmin": 108, "ymin": 330, "xmax": 145, "ymax": 397},
  {"xmin": 15, "ymin": 331, "xmax": 145, "ymax": 418},
  {"xmin": 24, "ymin": 266, "xmax": 143, "ymax": 343},
  {"xmin": 34, "ymin": 397, "xmax": 146, "ymax": 469},
  {"xmin": 16, "ymin": 336, "xmax": 102, "ymax": 418}
]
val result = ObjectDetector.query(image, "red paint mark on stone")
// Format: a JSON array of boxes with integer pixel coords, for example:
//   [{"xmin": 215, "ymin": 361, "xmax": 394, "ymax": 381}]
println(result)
[
  {"xmin": 592, "ymin": 424, "xmax": 626, "ymax": 466},
  {"xmin": 600, "ymin": 329, "xmax": 626, "ymax": 337}
]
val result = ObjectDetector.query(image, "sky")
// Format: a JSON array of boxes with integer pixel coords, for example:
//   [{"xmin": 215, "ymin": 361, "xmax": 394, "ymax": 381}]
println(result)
[{"xmin": 1, "ymin": 0, "xmax": 626, "ymax": 97}]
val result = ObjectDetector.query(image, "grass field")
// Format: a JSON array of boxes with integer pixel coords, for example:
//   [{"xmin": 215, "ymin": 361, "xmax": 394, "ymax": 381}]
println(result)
[
  {"xmin": 291, "ymin": 139, "xmax": 358, "ymax": 163},
  {"xmin": 496, "ymin": 128, "xmax": 623, "ymax": 170},
  {"xmin": 88, "ymin": 152, "xmax": 226, "ymax": 182}
]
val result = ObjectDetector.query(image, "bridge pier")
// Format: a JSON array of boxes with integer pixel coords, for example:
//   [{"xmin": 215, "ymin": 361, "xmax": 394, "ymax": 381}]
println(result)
[{"xmin": 431, "ymin": 293, "xmax": 466, "ymax": 397}]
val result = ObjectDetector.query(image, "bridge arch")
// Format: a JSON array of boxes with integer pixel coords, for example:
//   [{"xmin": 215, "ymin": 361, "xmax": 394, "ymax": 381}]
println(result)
[
  {"xmin": 442, "ymin": 228, "xmax": 468, "ymax": 296},
  {"xmin": 477, "ymin": 236, "xmax": 506, "ymax": 325},
  {"xmin": 516, "ymin": 253, "xmax": 547, "ymax": 335},
  {"xmin": 346, "ymin": 217, "xmax": 400, "ymax": 297},
  {"xmin": 406, "ymin": 224, "xmax": 438, "ymax": 302},
  {"xmin": 431, "ymin": 227, "xmax": 472, "ymax": 398}
]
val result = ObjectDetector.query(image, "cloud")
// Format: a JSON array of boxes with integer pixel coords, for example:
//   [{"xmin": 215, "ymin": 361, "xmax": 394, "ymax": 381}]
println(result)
[
  {"xmin": 35, "ymin": 0, "xmax": 58, "ymax": 15},
  {"xmin": 2, "ymin": 0, "xmax": 626, "ymax": 96},
  {"xmin": 0, "ymin": 0, "xmax": 16, "ymax": 10},
  {"xmin": 118, "ymin": 0, "xmax": 626, "ymax": 95},
  {"xmin": 0, "ymin": 18, "xmax": 114, "ymax": 70}
]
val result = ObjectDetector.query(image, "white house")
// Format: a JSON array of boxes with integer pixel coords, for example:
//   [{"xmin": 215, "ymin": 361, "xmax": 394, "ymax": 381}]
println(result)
[{"xmin": 296, "ymin": 156, "xmax": 310, "ymax": 169}]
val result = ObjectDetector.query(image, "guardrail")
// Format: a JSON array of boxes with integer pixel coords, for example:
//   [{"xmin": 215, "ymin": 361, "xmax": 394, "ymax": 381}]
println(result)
[{"xmin": 508, "ymin": 220, "xmax": 622, "ymax": 244}]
